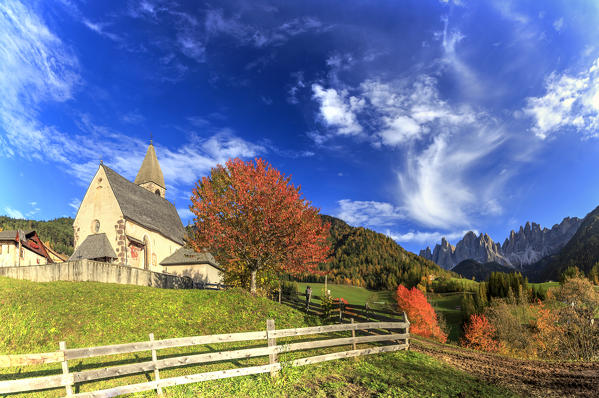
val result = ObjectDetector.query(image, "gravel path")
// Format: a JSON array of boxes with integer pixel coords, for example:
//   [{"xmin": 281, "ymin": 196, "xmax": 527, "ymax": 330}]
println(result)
[{"xmin": 411, "ymin": 337, "xmax": 599, "ymax": 398}]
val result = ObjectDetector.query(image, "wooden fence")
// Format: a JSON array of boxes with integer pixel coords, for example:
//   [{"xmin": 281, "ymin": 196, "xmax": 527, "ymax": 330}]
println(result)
[
  {"xmin": 0, "ymin": 318, "xmax": 409, "ymax": 397},
  {"xmin": 279, "ymin": 292, "xmax": 403, "ymax": 324}
]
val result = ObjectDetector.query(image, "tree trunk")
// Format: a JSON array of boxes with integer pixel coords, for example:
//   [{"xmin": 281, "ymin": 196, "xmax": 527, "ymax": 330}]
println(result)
[{"xmin": 250, "ymin": 269, "xmax": 257, "ymax": 294}]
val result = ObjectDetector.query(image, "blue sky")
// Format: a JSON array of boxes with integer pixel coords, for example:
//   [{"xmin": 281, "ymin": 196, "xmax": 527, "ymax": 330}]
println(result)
[{"xmin": 2, "ymin": 0, "xmax": 599, "ymax": 254}]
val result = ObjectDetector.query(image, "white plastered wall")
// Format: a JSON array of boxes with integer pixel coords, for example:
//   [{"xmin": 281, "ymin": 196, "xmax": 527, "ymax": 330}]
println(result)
[
  {"xmin": 124, "ymin": 219, "xmax": 182, "ymax": 273},
  {"xmin": 0, "ymin": 243, "xmax": 47, "ymax": 267},
  {"xmin": 73, "ymin": 166, "xmax": 123, "ymax": 259},
  {"xmin": 162, "ymin": 263, "xmax": 223, "ymax": 284}
]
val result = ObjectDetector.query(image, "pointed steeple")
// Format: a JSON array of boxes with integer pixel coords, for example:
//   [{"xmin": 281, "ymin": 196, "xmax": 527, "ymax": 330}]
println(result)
[{"xmin": 135, "ymin": 141, "xmax": 166, "ymax": 197}]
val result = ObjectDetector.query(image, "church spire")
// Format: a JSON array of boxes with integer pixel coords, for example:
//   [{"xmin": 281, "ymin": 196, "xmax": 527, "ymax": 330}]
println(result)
[{"xmin": 135, "ymin": 141, "xmax": 166, "ymax": 197}]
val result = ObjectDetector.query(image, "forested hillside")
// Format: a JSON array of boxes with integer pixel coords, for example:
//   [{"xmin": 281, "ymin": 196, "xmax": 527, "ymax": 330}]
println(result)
[
  {"xmin": 0, "ymin": 216, "xmax": 74, "ymax": 256},
  {"xmin": 310, "ymin": 215, "xmax": 453, "ymax": 290},
  {"xmin": 452, "ymin": 259, "xmax": 514, "ymax": 281},
  {"xmin": 533, "ymin": 204, "xmax": 599, "ymax": 281}
]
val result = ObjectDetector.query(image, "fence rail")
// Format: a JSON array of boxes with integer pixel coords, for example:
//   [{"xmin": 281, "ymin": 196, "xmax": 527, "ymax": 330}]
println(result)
[
  {"xmin": 279, "ymin": 292, "xmax": 403, "ymax": 324},
  {"xmin": 0, "ymin": 317, "xmax": 409, "ymax": 397}
]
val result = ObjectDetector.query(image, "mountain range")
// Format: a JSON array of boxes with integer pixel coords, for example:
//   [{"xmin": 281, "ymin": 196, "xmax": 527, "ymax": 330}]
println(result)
[
  {"xmin": 419, "ymin": 217, "xmax": 582, "ymax": 270},
  {"xmin": 527, "ymin": 205, "xmax": 599, "ymax": 281}
]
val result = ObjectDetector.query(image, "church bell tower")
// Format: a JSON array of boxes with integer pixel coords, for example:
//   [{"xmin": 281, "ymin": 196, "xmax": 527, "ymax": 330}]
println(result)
[{"xmin": 135, "ymin": 140, "xmax": 166, "ymax": 198}]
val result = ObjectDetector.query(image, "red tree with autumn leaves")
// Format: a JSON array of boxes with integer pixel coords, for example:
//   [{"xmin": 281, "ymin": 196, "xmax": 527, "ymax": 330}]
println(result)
[
  {"xmin": 190, "ymin": 158, "xmax": 330, "ymax": 294},
  {"xmin": 461, "ymin": 314, "xmax": 499, "ymax": 352},
  {"xmin": 396, "ymin": 285, "xmax": 447, "ymax": 343}
]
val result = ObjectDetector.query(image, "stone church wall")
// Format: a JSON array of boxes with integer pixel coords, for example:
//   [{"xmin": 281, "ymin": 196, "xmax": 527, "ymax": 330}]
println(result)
[{"xmin": 0, "ymin": 260, "xmax": 193, "ymax": 289}]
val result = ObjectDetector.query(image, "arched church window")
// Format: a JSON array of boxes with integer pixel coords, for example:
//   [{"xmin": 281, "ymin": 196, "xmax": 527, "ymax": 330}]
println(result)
[
  {"xmin": 155, "ymin": 189, "xmax": 160, "ymax": 195},
  {"xmin": 92, "ymin": 220, "xmax": 100, "ymax": 233}
]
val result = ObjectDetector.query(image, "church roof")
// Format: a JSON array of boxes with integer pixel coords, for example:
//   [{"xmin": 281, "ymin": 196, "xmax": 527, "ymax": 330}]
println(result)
[
  {"xmin": 134, "ymin": 143, "xmax": 166, "ymax": 188},
  {"xmin": 160, "ymin": 247, "xmax": 221, "ymax": 270},
  {"xmin": 69, "ymin": 233, "xmax": 117, "ymax": 261},
  {"xmin": 102, "ymin": 164, "xmax": 186, "ymax": 245}
]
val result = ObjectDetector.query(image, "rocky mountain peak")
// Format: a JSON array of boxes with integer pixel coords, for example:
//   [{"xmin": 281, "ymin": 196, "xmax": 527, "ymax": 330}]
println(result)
[{"xmin": 419, "ymin": 216, "xmax": 582, "ymax": 270}]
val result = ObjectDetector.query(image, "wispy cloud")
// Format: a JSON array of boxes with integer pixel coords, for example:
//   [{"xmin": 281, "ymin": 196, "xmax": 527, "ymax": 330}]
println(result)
[
  {"xmin": 524, "ymin": 57, "xmax": 599, "ymax": 139},
  {"xmin": 336, "ymin": 199, "xmax": 404, "ymax": 227},
  {"xmin": 311, "ymin": 54, "xmax": 508, "ymax": 229},
  {"xmin": 205, "ymin": 10, "xmax": 328, "ymax": 48},
  {"xmin": 82, "ymin": 19, "xmax": 122, "ymax": 42},
  {"xmin": 0, "ymin": 1, "xmax": 266, "ymax": 195},
  {"xmin": 3, "ymin": 206, "xmax": 24, "ymax": 219},
  {"xmin": 177, "ymin": 207, "xmax": 193, "ymax": 223},
  {"xmin": 385, "ymin": 229, "xmax": 474, "ymax": 245},
  {"xmin": 397, "ymin": 126, "xmax": 505, "ymax": 229},
  {"xmin": 68, "ymin": 198, "xmax": 81, "ymax": 213}
]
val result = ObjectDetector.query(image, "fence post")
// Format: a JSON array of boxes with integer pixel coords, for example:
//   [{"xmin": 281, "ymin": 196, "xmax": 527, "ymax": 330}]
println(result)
[
  {"xmin": 149, "ymin": 333, "xmax": 163, "ymax": 395},
  {"xmin": 351, "ymin": 318, "xmax": 357, "ymax": 351},
  {"xmin": 403, "ymin": 311, "xmax": 410, "ymax": 350},
  {"xmin": 266, "ymin": 319, "xmax": 278, "ymax": 378},
  {"xmin": 59, "ymin": 341, "xmax": 73, "ymax": 396}
]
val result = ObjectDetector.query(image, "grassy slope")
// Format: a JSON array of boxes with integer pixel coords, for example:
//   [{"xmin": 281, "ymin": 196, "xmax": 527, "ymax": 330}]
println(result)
[
  {"xmin": 294, "ymin": 282, "xmax": 393, "ymax": 309},
  {"xmin": 0, "ymin": 277, "xmax": 517, "ymax": 397},
  {"xmin": 427, "ymin": 293, "xmax": 465, "ymax": 342}
]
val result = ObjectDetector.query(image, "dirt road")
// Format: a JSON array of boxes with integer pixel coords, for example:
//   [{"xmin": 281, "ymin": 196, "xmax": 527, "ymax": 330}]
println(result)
[{"xmin": 411, "ymin": 337, "xmax": 599, "ymax": 397}]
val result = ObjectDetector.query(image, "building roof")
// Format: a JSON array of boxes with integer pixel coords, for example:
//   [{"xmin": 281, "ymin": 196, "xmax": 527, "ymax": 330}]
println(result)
[
  {"xmin": 69, "ymin": 233, "xmax": 117, "ymax": 261},
  {"xmin": 160, "ymin": 247, "xmax": 221, "ymax": 270},
  {"xmin": 134, "ymin": 143, "xmax": 165, "ymax": 188},
  {"xmin": 102, "ymin": 164, "xmax": 186, "ymax": 245},
  {"xmin": 0, "ymin": 230, "xmax": 21, "ymax": 241}
]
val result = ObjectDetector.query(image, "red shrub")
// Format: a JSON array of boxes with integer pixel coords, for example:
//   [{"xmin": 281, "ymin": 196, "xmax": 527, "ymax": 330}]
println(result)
[
  {"xmin": 462, "ymin": 314, "xmax": 499, "ymax": 352},
  {"xmin": 396, "ymin": 285, "xmax": 447, "ymax": 343}
]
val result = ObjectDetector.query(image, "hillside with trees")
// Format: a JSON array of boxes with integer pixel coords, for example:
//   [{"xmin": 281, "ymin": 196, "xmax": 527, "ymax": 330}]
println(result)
[
  {"xmin": 306, "ymin": 215, "xmax": 453, "ymax": 290},
  {"xmin": 529, "ymin": 204, "xmax": 599, "ymax": 281},
  {"xmin": 452, "ymin": 259, "xmax": 514, "ymax": 281},
  {"xmin": 0, "ymin": 216, "xmax": 74, "ymax": 256}
]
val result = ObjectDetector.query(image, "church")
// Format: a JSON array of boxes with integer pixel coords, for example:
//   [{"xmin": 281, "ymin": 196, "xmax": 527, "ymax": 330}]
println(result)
[{"xmin": 70, "ymin": 141, "xmax": 223, "ymax": 285}]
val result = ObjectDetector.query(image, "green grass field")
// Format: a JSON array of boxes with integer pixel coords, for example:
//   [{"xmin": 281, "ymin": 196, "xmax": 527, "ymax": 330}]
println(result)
[
  {"xmin": 529, "ymin": 281, "xmax": 560, "ymax": 289},
  {"xmin": 0, "ymin": 277, "xmax": 519, "ymax": 397},
  {"xmin": 295, "ymin": 282, "xmax": 394, "ymax": 309},
  {"xmin": 427, "ymin": 293, "xmax": 466, "ymax": 342}
]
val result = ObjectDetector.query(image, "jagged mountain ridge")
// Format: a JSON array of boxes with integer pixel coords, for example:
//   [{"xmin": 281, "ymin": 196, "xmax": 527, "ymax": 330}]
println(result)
[
  {"xmin": 528, "ymin": 204, "xmax": 599, "ymax": 281},
  {"xmin": 419, "ymin": 217, "xmax": 582, "ymax": 270}
]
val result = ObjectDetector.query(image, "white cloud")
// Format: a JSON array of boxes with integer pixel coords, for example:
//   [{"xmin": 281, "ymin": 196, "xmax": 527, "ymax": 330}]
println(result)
[
  {"xmin": 177, "ymin": 207, "xmax": 193, "ymax": 223},
  {"xmin": 385, "ymin": 229, "xmax": 474, "ymax": 244},
  {"xmin": 336, "ymin": 199, "xmax": 404, "ymax": 227},
  {"xmin": 25, "ymin": 200, "xmax": 40, "ymax": 217},
  {"xmin": 312, "ymin": 68, "xmax": 505, "ymax": 229},
  {"xmin": 439, "ymin": 17, "xmax": 483, "ymax": 98},
  {"xmin": 3, "ymin": 207, "xmax": 24, "ymax": 219},
  {"xmin": 397, "ymin": 127, "xmax": 505, "ymax": 229},
  {"xmin": 0, "ymin": 2, "xmax": 266, "ymax": 194},
  {"xmin": 524, "ymin": 57, "xmax": 599, "ymax": 139},
  {"xmin": 82, "ymin": 19, "xmax": 121, "ymax": 41},
  {"xmin": 204, "ymin": 10, "xmax": 327, "ymax": 48},
  {"xmin": 287, "ymin": 71, "xmax": 306, "ymax": 104},
  {"xmin": 553, "ymin": 17, "xmax": 564, "ymax": 32},
  {"xmin": 312, "ymin": 84, "xmax": 364, "ymax": 137},
  {"xmin": 68, "ymin": 198, "xmax": 81, "ymax": 213},
  {"xmin": 312, "ymin": 75, "xmax": 478, "ymax": 147}
]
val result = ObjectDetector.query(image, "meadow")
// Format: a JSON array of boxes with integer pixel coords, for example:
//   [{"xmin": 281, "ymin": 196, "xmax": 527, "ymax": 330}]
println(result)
[{"xmin": 0, "ymin": 277, "xmax": 518, "ymax": 397}]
